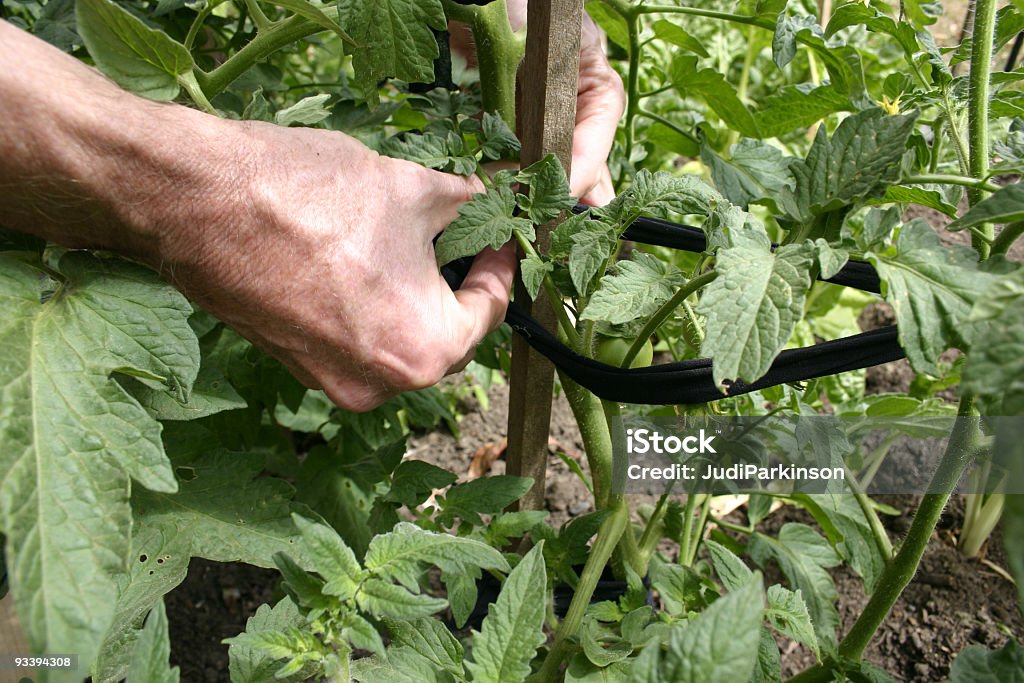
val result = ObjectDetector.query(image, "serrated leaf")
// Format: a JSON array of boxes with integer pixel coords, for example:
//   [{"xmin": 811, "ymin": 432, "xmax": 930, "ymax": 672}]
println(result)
[
  {"xmin": 352, "ymin": 645, "xmax": 448, "ymax": 683},
  {"xmin": 273, "ymin": 551, "xmax": 336, "ymax": 616},
  {"xmin": 123, "ymin": 364, "xmax": 245, "ymax": 421},
  {"xmin": 227, "ymin": 599, "xmax": 306, "ymax": 683},
  {"xmin": 599, "ymin": 170, "xmax": 720, "ymax": 229},
  {"xmin": 356, "ymin": 578, "xmax": 448, "ymax": 620},
  {"xmin": 773, "ymin": 14, "xmax": 820, "ymax": 69},
  {"xmin": 782, "ymin": 108, "xmax": 917, "ymax": 222},
  {"xmin": 630, "ymin": 577, "xmax": 763, "ymax": 683},
  {"xmin": 949, "ymin": 640, "xmax": 1024, "ymax": 682},
  {"xmin": 272, "ymin": 0, "xmax": 357, "ymax": 47},
  {"xmin": 581, "ymin": 252, "xmax": 684, "ymax": 326},
  {"xmin": 756, "ymin": 85, "xmax": 852, "ymax": 138},
  {"xmin": 480, "ymin": 112, "xmax": 521, "ymax": 160},
  {"xmin": 765, "ymin": 585, "xmax": 819, "ymax": 659},
  {"xmin": 521, "ymin": 254, "xmax": 553, "ymax": 301},
  {"xmin": 651, "ymin": 20, "xmax": 708, "ymax": 57},
  {"xmin": 868, "ymin": 221, "xmax": 995, "ymax": 375},
  {"xmin": 813, "ymin": 239, "xmax": 848, "ymax": 280},
  {"xmin": 670, "ymin": 55, "xmax": 760, "ymax": 138},
  {"xmin": 288, "ymin": 515, "xmax": 363, "ymax": 597},
  {"xmin": 435, "ymin": 186, "xmax": 533, "ymax": 266},
  {"xmin": 698, "ymin": 232, "xmax": 815, "ymax": 388},
  {"xmin": 125, "ymin": 600, "xmax": 179, "ymax": 683},
  {"xmin": 93, "ymin": 520, "xmax": 191, "ymax": 683},
  {"xmin": 749, "ymin": 524, "xmax": 840, "ymax": 647},
  {"xmin": 385, "ymin": 459, "xmax": 457, "ymax": 507},
  {"xmin": 437, "ymin": 476, "xmax": 534, "ymax": 527},
  {"xmin": 581, "ymin": 617, "xmax": 633, "ymax": 667},
  {"xmin": 132, "ymin": 452, "xmax": 313, "ymax": 571},
  {"xmin": 753, "ymin": 627, "xmax": 782, "ymax": 683},
  {"xmin": 467, "ymin": 543, "xmax": 547, "ymax": 683},
  {"xmin": 517, "ymin": 154, "xmax": 577, "ymax": 224},
  {"xmin": 568, "ymin": 222, "xmax": 618, "ymax": 297},
  {"xmin": 76, "ymin": 0, "xmax": 194, "ymax": 100},
  {"xmin": 381, "ymin": 133, "xmax": 457, "ymax": 170},
  {"xmin": 948, "ymin": 183, "xmax": 1024, "ymax": 231},
  {"xmin": 789, "ymin": 493, "xmax": 885, "ymax": 592},
  {"xmin": 650, "ymin": 560, "xmax": 713, "ymax": 617},
  {"xmin": 962, "ymin": 270, "xmax": 1024, "ymax": 415},
  {"xmin": 706, "ymin": 540, "xmax": 754, "ymax": 593},
  {"xmin": 878, "ymin": 185, "xmax": 959, "ymax": 218},
  {"xmin": 566, "ymin": 654, "xmax": 631, "ymax": 683},
  {"xmin": 336, "ymin": 0, "xmax": 446, "ymax": 106},
  {"xmin": 275, "ymin": 94, "xmax": 333, "ymax": 127},
  {"xmin": 387, "ymin": 618, "xmax": 464, "ymax": 678},
  {"xmin": 0, "ymin": 252, "xmax": 197, "ymax": 673},
  {"xmin": 701, "ymin": 138, "xmax": 794, "ymax": 209},
  {"xmin": 365, "ymin": 523, "xmax": 509, "ymax": 584}
]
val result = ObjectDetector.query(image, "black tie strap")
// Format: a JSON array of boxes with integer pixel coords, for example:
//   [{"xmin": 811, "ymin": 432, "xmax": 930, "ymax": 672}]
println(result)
[{"xmin": 442, "ymin": 211, "xmax": 904, "ymax": 405}]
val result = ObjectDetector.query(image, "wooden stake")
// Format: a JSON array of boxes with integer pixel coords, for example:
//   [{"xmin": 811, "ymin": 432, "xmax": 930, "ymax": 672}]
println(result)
[{"xmin": 506, "ymin": 0, "xmax": 584, "ymax": 511}]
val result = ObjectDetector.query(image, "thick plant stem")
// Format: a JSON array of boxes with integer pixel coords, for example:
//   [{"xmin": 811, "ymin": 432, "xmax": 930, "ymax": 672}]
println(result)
[
  {"xmin": 560, "ymin": 373, "xmax": 614, "ymax": 510},
  {"xmin": 530, "ymin": 501, "xmax": 629, "ymax": 683},
  {"xmin": 463, "ymin": 1, "xmax": 523, "ymax": 121},
  {"xmin": 992, "ymin": 221, "xmax": 1024, "ymax": 256},
  {"xmin": 787, "ymin": 400, "xmax": 981, "ymax": 683},
  {"xmin": 968, "ymin": 0, "xmax": 998, "ymax": 257}
]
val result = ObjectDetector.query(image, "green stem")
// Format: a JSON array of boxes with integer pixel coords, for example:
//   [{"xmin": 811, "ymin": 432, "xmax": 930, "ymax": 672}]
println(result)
[
  {"xmin": 560, "ymin": 374, "xmax": 614, "ymax": 510},
  {"xmin": 902, "ymin": 174, "xmax": 1001, "ymax": 194},
  {"xmin": 635, "ymin": 4, "xmax": 768, "ymax": 28},
  {"xmin": 787, "ymin": 399, "xmax": 981, "ymax": 683},
  {"xmin": 991, "ymin": 221, "xmax": 1024, "ymax": 256},
  {"xmin": 968, "ymin": 0, "xmax": 998, "ymax": 257},
  {"xmin": 636, "ymin": 109, "xmax": 699, "ymax": 145},
  {"xmin": 178, "ymin": 71, "xmax": 219, "ymax": 114},
  {"xmin": 678, "ymin": 493, "xmax": 702, "ymax": 566},
  {"xmin": 531, "ymin": 501, "xmax": 629, "ymax": 683},
  {"xmin": 846, "ymin": 473, "xmax": 894, "ymax": 559},
  {"xmin": 601, "ymin": 400, "xmax": 644, "ymax": 575},
  {"xmin": 244, "ymin": 0, "xmax": 273, "ymax": 32},
  {"xmin": 516, "ymin": 233, "xmax": 579, "ymax": 347},
  {"xmin": 462, "ymin": 0, "xmax": 522, "ymax": 120},
  {"xmin": 622, "ymin": 271, "xmax": 718, "ymax": 368},
  {"xmin": 637, "ymin": 494, "xmax": 670, "ymax": 563},
  {"xmin": 624, "ymin": 13, "xmax": 641, "ymax": 162},
  {"xmin": 185, "ymin": 0, "xmax": 226, "ymax": 50}
]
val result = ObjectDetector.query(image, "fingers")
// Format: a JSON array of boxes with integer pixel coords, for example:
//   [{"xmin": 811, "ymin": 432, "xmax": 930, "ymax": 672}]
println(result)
[{"xmin": 452, "ymin": 242, "xmax": 517, "ymax": 348}]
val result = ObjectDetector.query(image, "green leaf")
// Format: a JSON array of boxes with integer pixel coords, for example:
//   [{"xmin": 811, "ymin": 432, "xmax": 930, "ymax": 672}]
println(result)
[
  {"xmin": 290, "ymin": 515, "xmax": 363, "ymax": 597},
  {"xmin": 352, "ymin": 646, "xmax": 449, "ymax": 683},
  {"xmin": 949, "ymin": 640, "xmax": 1024, "ymax": 682},
  {"xmin": 76, "ymin": 0, "xmax": 194, "ymax": 100},
  {"xmin": 773, "ymin": 14, "xmax": 819, "ymax": 69},
  {"xmin": 813, "ymin": 239, "xmax": 848, "ymax": 280},
  {"xmin": 123, "ymin": 365, "xmax": 245, "ymax": 421},
  {"xmin": 698, "ymin": 230, "xmax": 815, "ymax": 388},
  {"xmin": 356, "ymin": 578, "xmax": 449, "ymax": 620},
  {"xmin": 753, "ymin": 627, "xmax": 782, "ymax": 683},
  {"xmin": 756, "ymin": 85, "xmax": 852, "ymax": 139},
  {"xmin": 437, "ymin": 477, "xmax": 535, "ymax": 527},
  {"xmin": 749, "ymin": 524, "xmax": 840, "ymax": 647},
  {"xmin": 705, "ymin": 539, "xmax": 754, "ymax": 593},
  {"xmin": 629, "ymin": 577, "xmax": 764, "ymax": 683},
  {"xmin": 701, "ymin": 138, "xmax": 794, "ymax": 209},
  {"xmin": 387, "ymin": 618, "xmax": 464, "ymax": 679},
  {"xmin": 273, "ymin": 551, "xmax": 337, "ymax": 617},
  {"xmin": 0, "ymin": 252, "xmax": 196, "ymax": 671},
  {"xmin": 652, "ymin": 20, "xmax": 708, "ymax": 57},
  {"xmin": 125, "ymin": 600, "xmax": 179, "ymax": 683},
  {"xmin": 948, "ymin": 183, "xmax": 1024, "ymax": 232},
  {"xmin": 132, "ymin": 450, "xmax": 313, "ymax": 569},
  {"xmin": 275, "ymin": 94, "xmax": 333, "ymax": 127},
  {"xmin": 272, "ymin": 0, "xmax": 358, "ymax": 47},
  {"xmin": 962, "ymin": 270, "xmax": 1024, "ymax": 415},
  {"xmin": 517, "ymin": 154, "xmax": 577, "ymax": 224},
  {"xmin": 782, "ymin": 108, "xmax": 917, "ymax": 221},
  {"xmin": 336, "ymin": 0, "xmax": 446, "ymax": 105},
  {"xmin": 364, "ymin": 523, "xmax": 509, "ymax": 585},
  {"xmin": 789, "ymin": 493, "xmax": 885, "ymax": 592},
  {"xmin": 581, "ymin": 617, "xmax": 633, "ymax": 667},
  {"xmin": 868, "ymin": 221, "xmax": 995, "ymax": 375},
  {"xmin": 585, "ymin": 1, "xmax": 630, "ymax": 53},
  {"xmin": 480, "ymin": 112, "xmax": 521, "ymax": 160},
  {"xmin": 670, "ymin": 55, "xmax": 760, "ymax": 138},
  {"xmin": 384, "ymin": 459, "xmax": 457, "ymax": 507},
  {"xmin": 581, "ymin": 252, "xmax": 684, "ymax": 326},
  {"xmin": 93, "ymin": 520, "xmax": 191, "ymax": 683},
  {"xmin": 878, "ymin": 185, "xmax": 959, "ymax": 218},
  {"xmin": 521, "ymin": 254, "xmax": 553, "ymax": 301},
  {"xmin": 765, "ymin": 585, "xmax": 819, "ymax": 659},
  {"xmin": 599, "ymin": 170, "xmax": 720, "ymax": 229},
  {"xmin": 381, "ymin": 132, "xmax": 464, "ymax": 171},
  {"xmin": 435, "ymin": 186, "xmax": 533, "ymax": 266},
  {"xmin": 650, "ymin": 561, "xmax": 714, "ymax": 617},
  {"xmin": 567, "ymin": 221, "xmax": 618, "ymax": 297},
  {"xmin": 227, "ymin": 599, "xmax": 306, "ymax": 683},
  {"xmin": 566, "ymin": 654, "xmax": 631, "ymax": 683},
  {"xmin": 467, "ymin": 543, "xmax": 547, "ymax": 683}
]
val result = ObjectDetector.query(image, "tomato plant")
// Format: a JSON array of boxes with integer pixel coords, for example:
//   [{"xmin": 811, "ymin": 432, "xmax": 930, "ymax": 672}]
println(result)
[{"xmin": 1, "ymin": 0, "xmax": 1023, "ymax": 682}]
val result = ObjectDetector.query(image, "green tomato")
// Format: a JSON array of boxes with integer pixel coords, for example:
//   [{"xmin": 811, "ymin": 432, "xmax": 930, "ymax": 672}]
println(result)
[{"xmin": 594, "ymin": 335, "xmax": 654, "ymax": 368}]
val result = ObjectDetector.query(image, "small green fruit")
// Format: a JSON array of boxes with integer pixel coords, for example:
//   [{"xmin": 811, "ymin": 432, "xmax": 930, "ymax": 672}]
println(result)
[{"xmin": 594, "ymin": 335, "xmax": 654, "ymax": 368}]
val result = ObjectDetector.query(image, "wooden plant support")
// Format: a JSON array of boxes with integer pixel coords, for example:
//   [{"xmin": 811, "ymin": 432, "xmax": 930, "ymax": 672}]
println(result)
[{"xmin": 506, "ymin": 0, "xmax": 585, "ymax": 511}]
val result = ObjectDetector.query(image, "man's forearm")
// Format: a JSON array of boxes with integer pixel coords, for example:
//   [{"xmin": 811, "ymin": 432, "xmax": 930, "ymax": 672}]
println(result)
[{"xmin": 0, "ymin": 21, "xmax": 234, "ymax": 266}]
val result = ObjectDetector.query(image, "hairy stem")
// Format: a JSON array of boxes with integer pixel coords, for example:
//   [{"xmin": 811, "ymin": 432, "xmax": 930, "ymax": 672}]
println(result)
[
  {"xmin": 787, "ymin": 400, "xmax": 981, "ymax": 683},
  {"xmin": 902, "ymin": 174, "xmax": 1001, "ymax": 194},
  {"xmin": 968, "ymin": 0, "xmax": 998, "ymax": 256},
  {"xmin": 622, "ymin": 270, "xmax": 718, "ymax": 368}
]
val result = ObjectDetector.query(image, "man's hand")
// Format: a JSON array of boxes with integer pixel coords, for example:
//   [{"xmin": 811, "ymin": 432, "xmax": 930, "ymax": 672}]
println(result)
[{"xmin": 0, "ymin": 23, "xmax": 516, "ymax": 411}]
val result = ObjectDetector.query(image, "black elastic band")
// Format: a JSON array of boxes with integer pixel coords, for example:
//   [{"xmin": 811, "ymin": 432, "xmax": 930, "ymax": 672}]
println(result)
[{"xmin": 441, "ymin": 213, "xmax": 905, "ymax": 405}]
